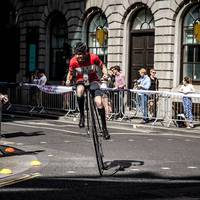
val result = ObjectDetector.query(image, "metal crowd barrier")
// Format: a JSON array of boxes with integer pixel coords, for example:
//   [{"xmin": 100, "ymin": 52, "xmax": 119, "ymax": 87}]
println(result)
[{"xmin": 1, "ymin": 82, "xmax": 200, "ymax": 127}]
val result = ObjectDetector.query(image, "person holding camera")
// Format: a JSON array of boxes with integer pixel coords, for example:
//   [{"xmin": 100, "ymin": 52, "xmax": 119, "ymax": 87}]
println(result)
[
  {"xmin": 136, "ymin": 68, "xmax": 151, "ymax": 124},
  {"xmin": 0, "ymin": 94, "xmax": 8, "ymax": 104}
]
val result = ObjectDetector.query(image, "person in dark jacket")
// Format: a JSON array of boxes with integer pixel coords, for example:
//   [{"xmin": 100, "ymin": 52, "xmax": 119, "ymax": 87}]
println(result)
[{"xmin": 149, "ymin": 68, "xmax": 159, "ymax": 118}]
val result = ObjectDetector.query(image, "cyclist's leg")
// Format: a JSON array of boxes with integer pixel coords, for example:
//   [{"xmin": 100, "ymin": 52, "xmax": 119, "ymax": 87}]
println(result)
[
  {"xmin": 90, "ymin": 82, "xmax": 110, "ymax": 140},
  {"xmin": 94, "ymin": 95, "xmax": 110, "ymax": 140},
  {"xmin": 76, "ymin": 84, "xmax": 85, "ymax": 128}
]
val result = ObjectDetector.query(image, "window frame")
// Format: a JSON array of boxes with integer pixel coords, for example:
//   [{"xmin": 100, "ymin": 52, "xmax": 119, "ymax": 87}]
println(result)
[
  {"xmin": 87, "ymin": 12, "xmax": 108, "ymax": 65},
  {"xmin": 181, "ymin": 4, "xmax": 200, "ymax": 84}
]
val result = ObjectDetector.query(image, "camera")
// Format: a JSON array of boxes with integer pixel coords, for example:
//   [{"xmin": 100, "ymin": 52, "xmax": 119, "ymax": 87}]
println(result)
[{"xmin": 0, "ymin": 94, "xmax": 8, "ymax": 104}]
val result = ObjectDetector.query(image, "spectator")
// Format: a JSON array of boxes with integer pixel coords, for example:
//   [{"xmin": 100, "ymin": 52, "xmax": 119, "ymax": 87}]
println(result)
[
  {"xmin": 149, "ymin": 68, "xmax": 159, "ymax": 118},
  {"xmin": 37, "ymin": 69, "xmax": 47, "ymax": 86},
  {"xmin": 61, "ymin": 74, "xmax": 69, "ymax": 110},
  {"xmin": 107, "ymin": 67, "xmax": 115, "ymax": 88},
  {"xmin": 100, "ymin": 77, "xmax": 112, "ymax": 119},
  {"xmin": 179, "ymin": 76, "xmax": 195, "ymax": 128},
  {"xmin": 35, "ymin": 69, "xmax": 47, "ymax": 107},
  {"xmin": 30, "ymin": 71, "xmax": 39, "ymax": 106},
  {"xmin": 61, "ymin": 74, "xmax": 68, "ymax": 109},
  {"xmin": 137, "ymin": 68, "xmax": 151, "ymax": 124},
  {"xmin": 31, "ymin": 71, "xmax": 38, "ymax": 84},
  {"xmin": 111, "ymin": 65, "xmax": 126, "ymax": 89},
  {"xmin": 111, "ymin": 65, "xmax": 126, "ymax": 118}
]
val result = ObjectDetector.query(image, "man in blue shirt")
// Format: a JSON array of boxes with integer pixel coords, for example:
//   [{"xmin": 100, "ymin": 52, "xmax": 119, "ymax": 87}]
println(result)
[{"xmin": 137, "ymin": 68, "xmax": 151, "ymax": 123}]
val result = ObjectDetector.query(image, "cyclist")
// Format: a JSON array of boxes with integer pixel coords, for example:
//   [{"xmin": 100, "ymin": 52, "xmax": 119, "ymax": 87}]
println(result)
[{"xmin": 66, "ymin": 42, "xmax": 110, "ymax": 140}]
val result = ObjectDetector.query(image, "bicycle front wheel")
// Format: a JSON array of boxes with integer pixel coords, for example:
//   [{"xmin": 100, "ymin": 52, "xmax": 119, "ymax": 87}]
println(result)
[{"xmin": 88, "ymin": 94, "xmax": 104, "ymax": 176}]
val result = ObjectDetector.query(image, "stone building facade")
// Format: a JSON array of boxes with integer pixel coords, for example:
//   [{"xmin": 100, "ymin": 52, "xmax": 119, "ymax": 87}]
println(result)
[{"xmin": 4, "ymin": 0, "xmax": 200, "ymax": 91}]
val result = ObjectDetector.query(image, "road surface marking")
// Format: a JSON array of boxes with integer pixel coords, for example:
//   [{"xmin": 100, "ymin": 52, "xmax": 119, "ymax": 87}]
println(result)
[
  {"xmin": 40, "ymin": 141, "xmax": 47, "ymax": 144},
  {"xmin": 4, "ymin": 122, "xmax": 200, "ymax": 139},
  {"xmin": 67, "ymin": 170, "xmax": 76, "ymax": 174},
  {"xmin": 16, "ymin": 143, "xmax": 24, "ymax": 146},
  {"xmin": 128, "ymin": 139, "xmax": 135, "ymax": 142},
  {"xmin": 130, "ymin": 168, "xmax": 140, "ymax": 171},
  {"xmin": 161, "ymin": 167, "xmax": 171, "ymax": 170},
  {"xmin": 14, "ymin": 121, "xmax": 71, "ymax": 127},
  {"xmin": 187, "ymin": 166, "xmax": 198, "ymax": 169}
]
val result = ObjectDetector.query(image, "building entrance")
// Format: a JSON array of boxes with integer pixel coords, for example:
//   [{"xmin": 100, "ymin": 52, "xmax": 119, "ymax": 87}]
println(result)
[{"xmin": 129, "ymin": 31, "xmax": 154, "ymax": 88}]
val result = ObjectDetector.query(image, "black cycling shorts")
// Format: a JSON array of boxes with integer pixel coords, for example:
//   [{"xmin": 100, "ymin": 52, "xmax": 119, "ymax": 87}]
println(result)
[{"xmin": 76, "ymin": 82, "xmax": 104, "ymax": 98}]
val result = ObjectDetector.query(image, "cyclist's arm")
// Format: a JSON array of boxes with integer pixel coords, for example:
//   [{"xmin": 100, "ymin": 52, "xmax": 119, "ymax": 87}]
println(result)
[
  {"xmin": 101, "ymin": 63, "xmax": 108, "ymax": 79},
  {"xmin": 66, "ymin": 59, "xmax": 75, "ymax": 85},
  {"xmin": 66, "ymin": 71, "xmax": 72, "ymax": 85}
]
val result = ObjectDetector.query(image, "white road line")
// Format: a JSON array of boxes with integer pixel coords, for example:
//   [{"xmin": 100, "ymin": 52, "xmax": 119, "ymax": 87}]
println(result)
[
  {"xmin": 67, "ymin": 171, "xmax": 76, "ymax": 174},
  {"xmin": 4, "ymin": 122, "xmax": 200, "ymax": 139},
  {"xmin": 130, "ymin": 168, "xmax": 140, "ymax": 171},
  {"xmin": 13, "ymin": 121, "xmax": 71, "ymax": 127},
  {"xmin": 161, "ymin": 167, "xmax": 171, "ymax": 170},
  {"xmin": 16, "ymin": 143, "xmax": 24, "ymax": 146},
  {"xmin": 64, "ymin": 140, "xmax": 71, "ymax": 143},
  {"xmin": 110, "ymin": 132, "xmax": 200, "ymax": 139},
  {"xmin": 4, "ymin": 122, "xmax": 79, "ymax": 135},
  {"xmin": 187, "ymin": 166, "xmax": 198, "ymax": 169}
]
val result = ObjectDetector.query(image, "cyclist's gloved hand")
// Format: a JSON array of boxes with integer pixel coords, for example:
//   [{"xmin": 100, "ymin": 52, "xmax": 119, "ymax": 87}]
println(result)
[
  {"xmin": 102, "ymin": 74, "xmax": 108, "ymax": 81},
  {"xmin": 65, "ymin": 80, "xmax": 71, "ymax": 86}
]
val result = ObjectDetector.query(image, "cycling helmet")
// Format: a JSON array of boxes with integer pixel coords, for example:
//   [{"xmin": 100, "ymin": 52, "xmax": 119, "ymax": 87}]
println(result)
[{"xmin": 73, "ymin": 42, "xmax": 87, "ymax": 54}]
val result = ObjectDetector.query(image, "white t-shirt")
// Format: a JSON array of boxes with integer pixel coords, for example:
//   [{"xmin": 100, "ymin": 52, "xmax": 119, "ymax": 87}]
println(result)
[
  {"xmin": 179, "ymin": 84, "xmax": 195, "ymax": 94},
  {"xmin": 38, "ymin": 75, "xmax": 47, "ymax": 86}
]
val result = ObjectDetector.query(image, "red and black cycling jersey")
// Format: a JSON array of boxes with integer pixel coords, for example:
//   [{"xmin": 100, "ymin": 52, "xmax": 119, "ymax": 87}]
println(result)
[{"xmin": 68, "ymin": 53, "xmax": 103, "ymax": 83}]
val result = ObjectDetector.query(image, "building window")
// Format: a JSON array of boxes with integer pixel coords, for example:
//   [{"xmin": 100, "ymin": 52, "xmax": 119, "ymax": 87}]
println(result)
[
  {"xmin": 182, "ymin": 5, "xmax": 200, "ymax": 82},
  {"xmin": 87, "ymin": 13, "xmax": 108, "ymax": 65},
  {"xmin": 27, "ymin": 27, "xmax": 38, "ymax": 77},
  {"xmin": 49, "ymin": 12, "xmax": 68, "ymax": 81},
  {"xmin": 131, "ymin": 8, "xmax": 154, "ymax": 31}
]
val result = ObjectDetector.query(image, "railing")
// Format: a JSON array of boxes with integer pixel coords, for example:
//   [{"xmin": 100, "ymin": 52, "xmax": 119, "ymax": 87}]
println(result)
[{"xmin": 1, "ymin": 82, "xmax": 200, "ymax": 127}]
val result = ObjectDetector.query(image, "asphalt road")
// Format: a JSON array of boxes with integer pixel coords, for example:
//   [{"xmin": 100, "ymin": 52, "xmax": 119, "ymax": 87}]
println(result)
[{"xmin": 1, "ymin": 115, "xmax": 200, "ymax": 199}]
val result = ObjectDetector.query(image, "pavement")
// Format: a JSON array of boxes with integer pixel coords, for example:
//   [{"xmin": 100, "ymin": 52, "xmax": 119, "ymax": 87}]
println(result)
[{"xmin": 0, "ymin": 110, "xmax": 200, "ymax": 186}]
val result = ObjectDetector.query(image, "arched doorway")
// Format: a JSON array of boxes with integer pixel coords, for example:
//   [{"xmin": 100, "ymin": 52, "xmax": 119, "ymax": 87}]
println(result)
[{"xmin": 129, "ymin": 8, "xmax": 155, "ymax": 88}]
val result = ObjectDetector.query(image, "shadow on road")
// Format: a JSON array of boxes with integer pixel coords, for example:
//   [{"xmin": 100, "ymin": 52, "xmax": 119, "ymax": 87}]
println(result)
[
  {"xmin": 0, "ymin": 144, "xmax": 44, "ymax": 157},
  {"xmin": 1, "ymin": 131, "xmax": 45, "ymax": 138},
  {"xmin": 104, "ymin": 159, "xmax": 144, "ymax": 175},
  {"xmin": 1, "ymin": 174, "xmax": 200, "ymax": 200}
]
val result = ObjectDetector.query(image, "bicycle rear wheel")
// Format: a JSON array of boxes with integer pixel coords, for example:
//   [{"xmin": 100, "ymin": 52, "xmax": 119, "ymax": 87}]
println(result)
[{"xmin": 88, "ymin": 92, "xmax": 104, "ymax": 176}]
